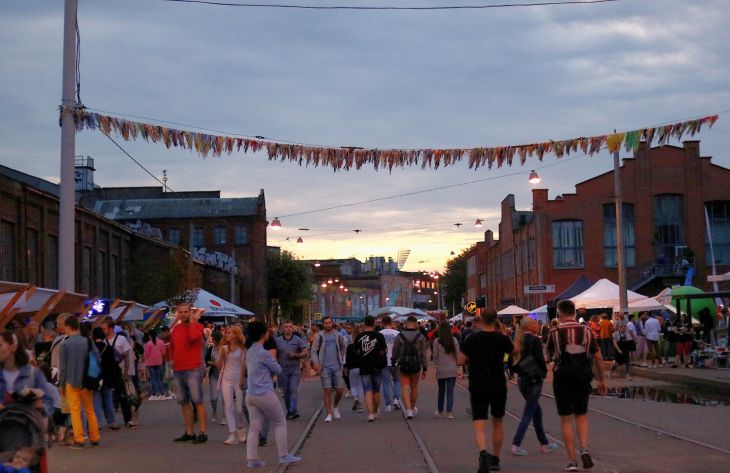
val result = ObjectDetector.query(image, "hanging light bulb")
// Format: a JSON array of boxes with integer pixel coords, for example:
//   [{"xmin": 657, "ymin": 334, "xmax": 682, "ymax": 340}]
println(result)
[
  {"xmin": 328, "ymin": 279, "xmax": 333, "ymax": 284},
  {"xmin": 270, "ymin": 217, "xmax": 282, "ymax": 230},
  {"xmin": 474, "ymin": 218, "xmax": 483, "ymax": 228},
  {"xmin": 450, "ymin": 251, "xmax": 455, "ymax": 256},
  {"xmin": 528, "ymin": 170, "xmax": 541, "ymax": 185},
  {"xmin": 296, "ymin": 236, "xmax": 303, "ymax": 243},
  {"xmin": 321, "ymin": 283, "xmax": 327, "ymax": 288},
  {"xmin": 314, "ymin": 261, "xmax": 321, "ymax": 267}
]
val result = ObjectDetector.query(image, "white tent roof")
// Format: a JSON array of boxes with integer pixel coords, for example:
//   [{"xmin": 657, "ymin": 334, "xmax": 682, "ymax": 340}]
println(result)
[
  {"xmin": 374, "ymin": 306, "xmax": 429, "ymax": 318},
  {"xmin": 111, "ymin": 303, "xmax": 150, "ymax": 322},
  {"xmin": 498, "ymin": 305, "xmax": 530, "ymax": 316},
  {"xmin": 0, "ymin": 287, "xmax": 55, "ymax": 314},
  {"xmin": 708, "ymin": 271, "xmax": 730, "ymax": 282},
  {"xmin": 530, "ymin": 304, "xmax": 548, "ymax": 313},
  {"xmin": 570, "ymin": 278, "xmax": 646, "ymax": 309},
  {"xmin": 627, "ymin": 297, "xmax": 669, "ymax": 311},
  {"xmin": 151, "ymin": 289, "xmax": 253, "ymax": 317},
  {"xmin": 448, "ymin": 312, "xmax": 474, "ymax": 323}
]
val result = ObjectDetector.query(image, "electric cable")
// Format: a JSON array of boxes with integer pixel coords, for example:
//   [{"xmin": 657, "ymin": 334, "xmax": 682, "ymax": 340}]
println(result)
[{"xmin": 105, "ymin": 135, "xmax": 174, "ymax": 191}]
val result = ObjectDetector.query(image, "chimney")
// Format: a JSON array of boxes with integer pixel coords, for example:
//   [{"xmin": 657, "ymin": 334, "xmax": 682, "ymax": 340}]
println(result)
[{"xmin": 74, "ymin": 155, "xmax": 95, "ymax": 192}]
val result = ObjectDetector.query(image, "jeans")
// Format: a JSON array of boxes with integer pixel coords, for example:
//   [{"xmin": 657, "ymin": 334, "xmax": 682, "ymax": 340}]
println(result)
[
  {"xmin": 512, "ymin": 378, "xmax": 549, "ymax": 447},
  {"xmin": 173, "ymin": 369, "xmax": 205, "ymax": 405},
  {"xmin": 278, "ymin": 369, "xmax": 302, "ymax": 414},
  {"xmin": 147, "ymin": 365, "xmax": 165, "ymax": 396},
  {"xmin": 381, "ymin": 366, "xmax": 401, "ymax": 405},
  {"xmin": 93, "ymin": 385, "xmax": 116, "ymax": 426},
  {"xmin": 348, "ymin": 368, "xmax": 364, "ymax": 404},
  {"xmin": 66, "ymin": 385, "xmax": 100, "ymax": 444},
  {"xmin": 209, "ymin": 372, "xmax": 220, "ymax": 417},
  {"xmin": 437, "ymin": 377, "xmax": 455, "ymax": 413}
]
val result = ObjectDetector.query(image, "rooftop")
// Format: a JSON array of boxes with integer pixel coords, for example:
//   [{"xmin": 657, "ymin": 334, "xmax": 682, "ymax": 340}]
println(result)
[{"xmin": 93, "ymin": 196, "xmax": 263, "ymax": 220}]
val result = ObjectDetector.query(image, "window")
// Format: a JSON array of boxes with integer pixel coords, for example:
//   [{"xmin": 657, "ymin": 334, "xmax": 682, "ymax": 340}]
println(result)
[
  {"xmin": 81, "ymin": 247, "xmax": 92, "ymax": 294},
  {"xmin": 110, "ymin": 255, "xmax": 118, "ymax": 298},
  {"xmin": 654, "ymin": 194, "xmax": 684, "ymax": 259},
  {"xmin": 1, "ymin": 221, "xmax": 16, "ymax": 280},
  {"xmin": 168, "ymin": 228, "xmax": 181, "ymax": 246},
  {"xmin": 528, "ymin": 239, "xmax": 536, "ymax": 270},
  {"xmin": 467, "ymin": 256, "xmax": 476, "ymax": 276},
  {"xmin": 97, "ymin": 251, "xmax": 108, "ymax": 296},
  {"xmin": 234, "ymin": 225, "xmax": 248, "ymax": 245},
  {"xmin": 603, "ymin": 203, "xmax": 636, "ymax": 267},
  {"xmin": 26, "ymin": 229, "xmax": 39, "ymax": 285},
  {"xmin": 193, "ymin": 227, "xmax": 205, "ymax": 247},
  {"xmin": 500, "ymin": 251, "xmax": 514, "ymax": 280},
  {"xmin": 706, "ymin": 201, "xmax": 730, "ymax": 265},
  {"xmin": 47, "ymin": 235, "xmax": 58, "ymax": 288},
  {"xmin": 214, "ymin": 226, "xmax": 227, "ymax": 245},
  {"xmin": 552, "ymin": 220, "xmax": 584, "ymax": 268}
]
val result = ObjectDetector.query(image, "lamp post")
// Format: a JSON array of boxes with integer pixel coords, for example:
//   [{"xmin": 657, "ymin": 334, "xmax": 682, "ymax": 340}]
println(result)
[{"xmin": 614, "ymin": 144, "xmax": 628, "ymax": 315}]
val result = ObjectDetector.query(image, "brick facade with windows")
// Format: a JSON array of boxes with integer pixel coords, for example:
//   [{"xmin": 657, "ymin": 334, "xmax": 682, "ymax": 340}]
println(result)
[{"xmin": 468, "ymin": 141, "xmax": 730, "ymax": 310}]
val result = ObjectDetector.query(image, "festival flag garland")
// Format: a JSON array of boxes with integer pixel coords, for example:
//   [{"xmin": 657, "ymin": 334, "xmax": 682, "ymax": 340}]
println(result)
[{"xmin": 61, "ymin": 107, "xmax": 719, "ymax": 172}]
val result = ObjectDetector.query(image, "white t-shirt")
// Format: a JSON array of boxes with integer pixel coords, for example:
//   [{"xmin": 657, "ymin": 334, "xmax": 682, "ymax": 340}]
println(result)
[
  {"xmin": 625, "ymin": 321, "xmax": 637, "ymax": 341},
  {"xmin": 380, "ymin": 328, "xmax": 400, "ymax": 367},
  {"xmin": 221, "ymin": 347, "xmax": 245, "ymax": 383},
  {"xmin": 644, "ymin": 317, "xmax": 661, "ymax": 341},
  {"xmin": 2, "ymin": 369, "xmax": 20, "ymax": 393}
]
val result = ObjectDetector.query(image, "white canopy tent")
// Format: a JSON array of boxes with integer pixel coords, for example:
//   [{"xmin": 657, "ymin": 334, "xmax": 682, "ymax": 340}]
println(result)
[
  {"xmin": 529, "ymin": 304, "xmax": 549, "ymax": 323},
  {"xmin": 570, "ymin": 278, "xmax": 647, "ymax": 309},
  {"xmin": 374, "ymin": 306, "xmax": 429, "ymax": 318},
  {"xmin": 448, "ymin": 312, "xmax": 474, "ymax": 323},
  {"xmin": 708, "ymin": 271, "xmax": 730, "ymax": 283},
  {"xmin": 497, "ymin": 305, "xmax": 530, "ymax": 316},
  {"xmin": 111, "ymin": 303, "xmax": 150, "ymax": 322},
  {"xmin": 151, "ymin": 289, "xmax": 254, "ymax": 318},
  {"xmin": 627, "ymin": 296, "xmax": 670, "ymax": 312}
]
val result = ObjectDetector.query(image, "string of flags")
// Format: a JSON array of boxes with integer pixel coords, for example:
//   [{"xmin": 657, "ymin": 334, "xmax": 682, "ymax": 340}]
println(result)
[{"xmin": 61, "ymin": 107, "xmax": 719, "ymax": 172}]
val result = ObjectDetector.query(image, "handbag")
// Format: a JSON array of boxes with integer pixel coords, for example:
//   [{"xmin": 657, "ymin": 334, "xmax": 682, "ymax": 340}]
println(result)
[
  {"xmin": 122, "ymin": 377, "xmax": 141, "ymax": 407},
  {"xmin": 516, "ymin": 354, "xmax": 544, "ymax": 381}
]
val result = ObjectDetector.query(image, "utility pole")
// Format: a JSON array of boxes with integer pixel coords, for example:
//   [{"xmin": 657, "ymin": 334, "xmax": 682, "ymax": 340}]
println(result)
[
  {"xmin": 58, "ymin": 0, "xmax": 78, "ymax": 291},
  {"xmin": 614, "ymin": 143, "xmax": 628, "ymax": 316}
]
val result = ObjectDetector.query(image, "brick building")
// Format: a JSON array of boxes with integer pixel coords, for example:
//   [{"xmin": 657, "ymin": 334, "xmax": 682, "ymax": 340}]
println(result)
[{"xmin": 467, "ymin": 141, "xmax": 730, "ymax": 310}]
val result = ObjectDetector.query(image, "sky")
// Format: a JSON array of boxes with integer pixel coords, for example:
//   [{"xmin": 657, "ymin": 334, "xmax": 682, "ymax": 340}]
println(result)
[{"xmin": 1, "ymin": 0, "xmax": 729, "ymax": 272}]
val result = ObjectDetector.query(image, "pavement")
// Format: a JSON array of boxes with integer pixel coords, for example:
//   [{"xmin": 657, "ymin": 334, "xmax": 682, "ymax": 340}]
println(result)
[
  {"xmin": 630, "ymin": 365, "xmax": 730, "ymax": 392},
  {"xmin": 48, "ymin": 369, "xmax": 730, "ymax": 473}
]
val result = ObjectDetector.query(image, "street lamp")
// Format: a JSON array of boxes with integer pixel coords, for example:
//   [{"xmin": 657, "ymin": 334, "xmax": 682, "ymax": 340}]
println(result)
[
  {"xmin": 528, "ymin": 170, "xmax": 541, "ymax": 185},
  {"xmin": 474, "ymin": 219, "xmax": 483, "ymax": 228},
  {"xmin": 271, "ymin": 217, "xmax": 282, "ymax": 230}
]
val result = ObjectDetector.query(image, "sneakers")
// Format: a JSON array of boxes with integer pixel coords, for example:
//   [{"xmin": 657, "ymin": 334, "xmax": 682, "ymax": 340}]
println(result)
[
  {"xmin": 367, "ymin": 414, "xmax": 375, "ymax": 422},
  {"xmin": 413, "ymin": 406, "xmax": 419, "ymax": 416},
  {"xmin": 478, "ymin": 450, "xmax": 491, "ymax": 473},
  {"xmin": 393, "ymin": 399, "xmax": 401, "ymax": 410},
  {"xmin": 290, "ymin": 411, "xmax": 300, "ymax": 420},
  {"xmin": 565, "ymin": 462, "xmax": 579, "ymax": 471},
  {"xmin": 221, "ymin": 418, "xmax": 227, "ymax": 425},
  {"xmin": 173, "ymin": 433, "xmax": 195, "ymax": 443},
  {"xmin": 192, "ymin": 432, "xmax": 208, "ymax": 444},
  {"xmin": 109, "ymin": 424, "xmax": 121, "ymax": 431},
  {"xmin": 69, "ymin": 442, "xmax": 85, "ymax": 450},
  {"xmin": 258, "ymin": 438, "xmax": 267, "ymax": 447},
  {"xmin": 405, "ymin": 410, "xmax": 414, "ymax": 420},
  {"xmin": 374, "ymin": 409, "xmax": 380, "ymax": 419},
  {"xmin": 434, "ymin": 411, "xmax": 442, "ymax": 418},
  {"xmin": 246, "ymin": 459, "xmax": 267, "ymax": 468},
  {"xmin": 279, "ymin": 455, "xmax": 302, "ymax": 464},
  {"xmin": 540, "ymin": 443, "xmax": 558, "ymax": 453},
  {"xmin": 352, "ymin": 400, "xmax": 360, "ymax": 411},
  {"xmin": 511, "ymin": 445, "xmax": 529, "ymax": 456},
  {"xmin": 580, "ymin": 450, "xmax": 594, "ymax": 469},
  {"xmin": 386, "ymin": 405, "xmax": 393, "ymax": 412},
  {"xmin": 333, "ymin": 407, "xmax": 341, "ymax": 420},
  {"xmin": 324, "ymin": 414, "xmax": 333, "ymax": 423},
  {"xmin": 447, "ymin": 412, "xmax": 454, "ymax": 419},
  {"xmin": 224, "ymin": 433, "xmax": 239, "ymax": 445},
  {"xmin": 125, "ymin": 421, "xmax": 138, "ymax": 429},
  {"xmin": 489, "ymin": 454, "xmax": 501, "ymax": 471},
  {"xmin": 90, "ymin": 441, "xmax": 100, "ymax": 448},
  {"xmin": 149, "ymin": 395, "xmax": 159, "ymax": 401}
]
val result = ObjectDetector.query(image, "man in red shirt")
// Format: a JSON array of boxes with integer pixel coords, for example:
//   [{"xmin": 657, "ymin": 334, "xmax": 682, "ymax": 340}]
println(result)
[{"xmin": 170, "ymin": 303, "xmax": 208, "ymax": 444}]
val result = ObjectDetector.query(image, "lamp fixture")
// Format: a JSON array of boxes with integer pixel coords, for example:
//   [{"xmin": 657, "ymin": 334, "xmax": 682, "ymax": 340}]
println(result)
[
  {"xmin": 296, "ymin": 236, "xmax": 303, "ymax": 243},
  {"xmin": 321, "ymin": 283, "xmax": 327, "ymax": 288},
  {"xmin": 450, "ymin": 251, "xmax": 455, "ymax": 256},
  {"xmin": 454, "ymin": 223, "xmax": 463, "ymax": 229},
  {"xmin": 474, "ymin": 218, "xmax": 483, "ymax": 228},
  {"xmin": 328, "ymin": 279, "xmax": 333, "ymax": 284},
  {"xmin": 314, "ymin": 261, "xmax": 321, "ymax": 267},
  {"xmin": 528, "ymin": 170, "xmax": 541, "ymax": 185},
  {"xmin": 271, "ymin": 217, "xmax": 282, "ymax": 230}
]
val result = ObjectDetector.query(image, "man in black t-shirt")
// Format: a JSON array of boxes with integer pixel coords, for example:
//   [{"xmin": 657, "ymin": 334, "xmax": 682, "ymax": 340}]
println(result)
[
  {"xmin": 353, "ymin": 315, "xmax": 387, "ymax": 422},
  {"xmin": 458, "ymin": 308, "xmax": 514, "ymax": 473}
]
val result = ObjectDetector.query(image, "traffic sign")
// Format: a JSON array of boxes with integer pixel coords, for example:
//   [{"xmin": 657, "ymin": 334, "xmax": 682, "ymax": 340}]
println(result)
[
  {"xmin": 524, "ymin": 285, "xmax": 555, "ymax": 294},
  {"xmin": 465, "ymin": 302, "xmax": 477, "ymax": 313}
]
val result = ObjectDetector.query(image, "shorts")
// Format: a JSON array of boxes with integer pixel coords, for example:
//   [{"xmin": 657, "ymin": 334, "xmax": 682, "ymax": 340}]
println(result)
[
  {"xmin": 553, "ymin": 380, "xmax": 591, "ymax": 416},
  {"xmin": 398, "ymin": 371, "xmax": 421, "ymax": 387},
  {"xmin": 360, "ymin": 369, "xmax": 382, "ymax": 393},
  {"xmin": 468, "ymin": 383, "xmax": 507, "ymax": 420},
  {"xmin": 675, "ymin": 340, "xmax": 693, "ymax": 357},
  {"xmin": 646, "ymin": 339, "xmax": 659, "ymax": 357},
  {"xmin": 635, "ymin": 335, "xmax": 647, "ymax": 355},
  {"xmin": 320, "ymin": 367, "xmax": 346, "ymax": 390},
  {"xmin": 173, "ymin": 369, "xmax": 204, "ymax": 405}
]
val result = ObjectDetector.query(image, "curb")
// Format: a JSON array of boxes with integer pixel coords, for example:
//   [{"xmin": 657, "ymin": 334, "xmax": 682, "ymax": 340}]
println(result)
[{"xmin": 631, "ymin": 367, "xmax": 730, "ymax": 394}]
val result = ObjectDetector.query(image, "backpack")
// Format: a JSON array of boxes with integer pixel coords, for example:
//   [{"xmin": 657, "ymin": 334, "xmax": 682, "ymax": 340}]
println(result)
[
  {"xmin": 397, "ymin": 333, "xmax": 422, "ymax": 374},
  {"xmin": 109, "ymin": 335, "xmax": 126, "ymax": 364},
  {"xmin": 552, "ymin": 328, "xmax": 593, "ymax": 385},
  {"xmin": 83, "ymin": 338, "xmax": 101, "ymax": 391}
]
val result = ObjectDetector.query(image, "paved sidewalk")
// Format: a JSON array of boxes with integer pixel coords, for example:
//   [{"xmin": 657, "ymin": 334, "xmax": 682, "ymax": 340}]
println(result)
[{"xmin": 631, "ymin": 365, "xmax": 730, "ymax": 392}]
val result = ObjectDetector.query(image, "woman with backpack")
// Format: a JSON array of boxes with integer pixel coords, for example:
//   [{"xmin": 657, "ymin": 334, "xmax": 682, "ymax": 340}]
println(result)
[
  {"xmin": 432, "ymin": 322, "xmax": 459, "ymax": 419},
  {"xmin": 510, "ymin": 317, "xmax": 557, "ymax": 457}
]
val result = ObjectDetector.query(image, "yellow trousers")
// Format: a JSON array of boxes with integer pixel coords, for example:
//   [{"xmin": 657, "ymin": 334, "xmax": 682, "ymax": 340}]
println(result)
[{"xmin": 66, "ymin": 385, "xmax": 100, "ymax": 444}]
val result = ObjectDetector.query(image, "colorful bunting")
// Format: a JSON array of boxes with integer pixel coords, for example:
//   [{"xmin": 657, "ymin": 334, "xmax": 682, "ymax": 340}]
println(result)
[{"xmin": 61, "ymin": 107, "xmax": 719, "ymax": 172}]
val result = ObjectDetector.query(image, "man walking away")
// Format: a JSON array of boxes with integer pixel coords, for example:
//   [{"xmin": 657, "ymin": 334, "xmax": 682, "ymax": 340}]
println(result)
[
  {"xmin": 170, "ymin": 303, "xmax": 208, "ymax": 444},
  {"xmin": 100, "ymin": 318, "xmax": 134, "ymax": 428},
  {"xmin": 353, "ymin": 315, "xmax": 387, "ymax": 422},
  {"xmin": 59, "ymin": 316, "xmax": 101, "ymax": 449},
  {"xmin": 458, "ymin": 308, "xmax": 513, "ymax": 473},
  {"xmin": 392, "ymin": 316, "xmax": 428, "ymax": 420},
  {"xmin": 310, "ymin": 316, "xmax": 348, "ymax": 422},
  {"xmin": 547, "ymin": 300, "xmax": 607, "ymax": 472},
  {"xmin": 275, "ymin": 320, "xmax": 309, "ymax": 420},
  {"xmin": 379, "ymin": 316, "xmax": 402, "ymax": 411}
]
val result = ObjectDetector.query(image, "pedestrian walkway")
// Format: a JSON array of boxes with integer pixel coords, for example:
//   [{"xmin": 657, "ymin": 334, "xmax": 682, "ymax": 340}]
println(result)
[{"xmin": 632, "ymin": 365, "xmax": 730, "ymax": 392}]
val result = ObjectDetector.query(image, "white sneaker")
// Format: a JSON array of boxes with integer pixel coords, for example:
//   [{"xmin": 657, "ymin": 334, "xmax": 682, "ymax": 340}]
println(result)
[
  {"xmin": 374, "ymin": 409, "xmax": 380, "ymax": 419},
  {"xmin": 224, "ymin": 433, "xmax": 239, "ymax": 445},
  {"xmin": 447, "ymin": 412, "xmax": 454, "ymax": 419},
  {"xmin": 393, "ymin": 399, "xmax": 401, "ymax": 410},
  {"xmin": 324, "ymin": 414, "xmax": 333, "ymax": 423},
  {"xmin": 385, "ymin": 405, "xmax": 393, "ymax": 412},
  {"xmin": 221, "ymin": 418, "xmax": 227, "ymax": 425},
  {"xmin": 434, "ymin": 411, "xmax": 442, "ymax": 418},
  {"xmin": 367, "ymin": 414, "xmax": 375, "ymax": 422},
  {"xmin": 413, "ymin": 406, "xmax": 418, "ymax": 416},
  {"xmin": 405, "ymin": 410, "xmax": 413, "ymax": 420},
  {"xmin": 333, "ymin": 408, "xmax": 341, "ymax": 420},
  {"xmin": 148, "ymin": 395, "xmax": 158, "ymax": 401}
]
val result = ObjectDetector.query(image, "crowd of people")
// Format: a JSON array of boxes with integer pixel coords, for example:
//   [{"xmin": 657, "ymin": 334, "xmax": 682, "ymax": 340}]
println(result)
[{"xmin": 3, "ymin": 300, "xmax": 725, "ymax": 472}]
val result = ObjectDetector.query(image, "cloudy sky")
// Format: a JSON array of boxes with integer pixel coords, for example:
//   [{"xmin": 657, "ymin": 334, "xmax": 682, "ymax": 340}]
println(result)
[{"xmin": 1, "ymin": 0, "xmax": 729, "ymax": 272}]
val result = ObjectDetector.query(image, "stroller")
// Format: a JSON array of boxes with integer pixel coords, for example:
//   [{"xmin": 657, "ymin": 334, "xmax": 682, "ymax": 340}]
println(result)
[{"xmin": 0, "ymin": 390, "xmax": 48, "ymax": 473}]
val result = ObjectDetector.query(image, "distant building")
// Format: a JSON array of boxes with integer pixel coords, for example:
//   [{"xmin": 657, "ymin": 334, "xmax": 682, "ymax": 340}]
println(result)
[{"xmin": 467, "ymin": 141, "xmax": 730, "ymax": 310}]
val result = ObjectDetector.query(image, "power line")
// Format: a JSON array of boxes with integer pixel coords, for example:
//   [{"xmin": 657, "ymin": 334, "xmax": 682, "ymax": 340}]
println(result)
[
  {"xmin": 105, "ymin": 135, "xmax": 174, "ymax": 191},
  {"xmin": 163, "ymin": 0, "xmax": 620, "ymax": 11}
]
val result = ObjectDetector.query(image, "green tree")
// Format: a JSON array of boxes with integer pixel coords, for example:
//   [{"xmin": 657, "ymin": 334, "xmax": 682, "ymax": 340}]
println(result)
[
  {"xmin": 267, "ymin": 250, "xmax": 313, "ymax": 323},
  {"xmin": 442, "ymin": 248, "xmax": 469, "ymax": 316}
]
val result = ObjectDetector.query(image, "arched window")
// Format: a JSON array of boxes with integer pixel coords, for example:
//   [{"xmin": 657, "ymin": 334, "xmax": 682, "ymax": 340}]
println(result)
[
  {"xmin": 706, "ymin": 201, "xmax": 730, "ymax": 265},
  {"xmin": 604, "ymin": 203, "xmax": 636, "ymax": 267},
  {"xmin": 552, "ymin": 220, "xmax": 584, "ymax": 268}
]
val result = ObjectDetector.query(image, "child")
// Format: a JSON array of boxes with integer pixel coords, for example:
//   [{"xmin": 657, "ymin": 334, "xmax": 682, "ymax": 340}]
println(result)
[{"xmin": 2, "ymin": 447, "xmax": 35, "ymax": 473}]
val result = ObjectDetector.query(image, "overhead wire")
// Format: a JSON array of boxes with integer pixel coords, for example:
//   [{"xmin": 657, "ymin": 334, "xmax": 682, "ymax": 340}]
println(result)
[{"xmin": 105, "ymin": 135, "xmax": 175, "ymax": 191}]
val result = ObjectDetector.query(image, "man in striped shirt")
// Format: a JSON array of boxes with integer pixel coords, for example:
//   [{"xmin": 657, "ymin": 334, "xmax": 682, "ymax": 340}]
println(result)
[{"xmin": 547, "ymin": 300, "xmax": 606, "ymax": 472}]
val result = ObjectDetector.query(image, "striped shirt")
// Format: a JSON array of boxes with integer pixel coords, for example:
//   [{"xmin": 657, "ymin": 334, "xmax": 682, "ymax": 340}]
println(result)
[{"xmin": 546, "ymin": 321, "xmax": 599, "ymax": 361}]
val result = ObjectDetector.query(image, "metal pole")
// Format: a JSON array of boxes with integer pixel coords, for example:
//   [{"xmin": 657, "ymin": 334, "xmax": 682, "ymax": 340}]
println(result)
[
  {"xmin": 230, "ymin": 247, "xmax": 236, "ymax": 304},
  {"xmin": 705, "ymin": 205, "xmax": 721, "ymax": 297},
  {"xmin": 614, "ymin": 146, "xmax": 628, "ymax": 315},
  {"xmin": 534, "ymin": 209, "xmax": 545, "ymax": 307}
]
